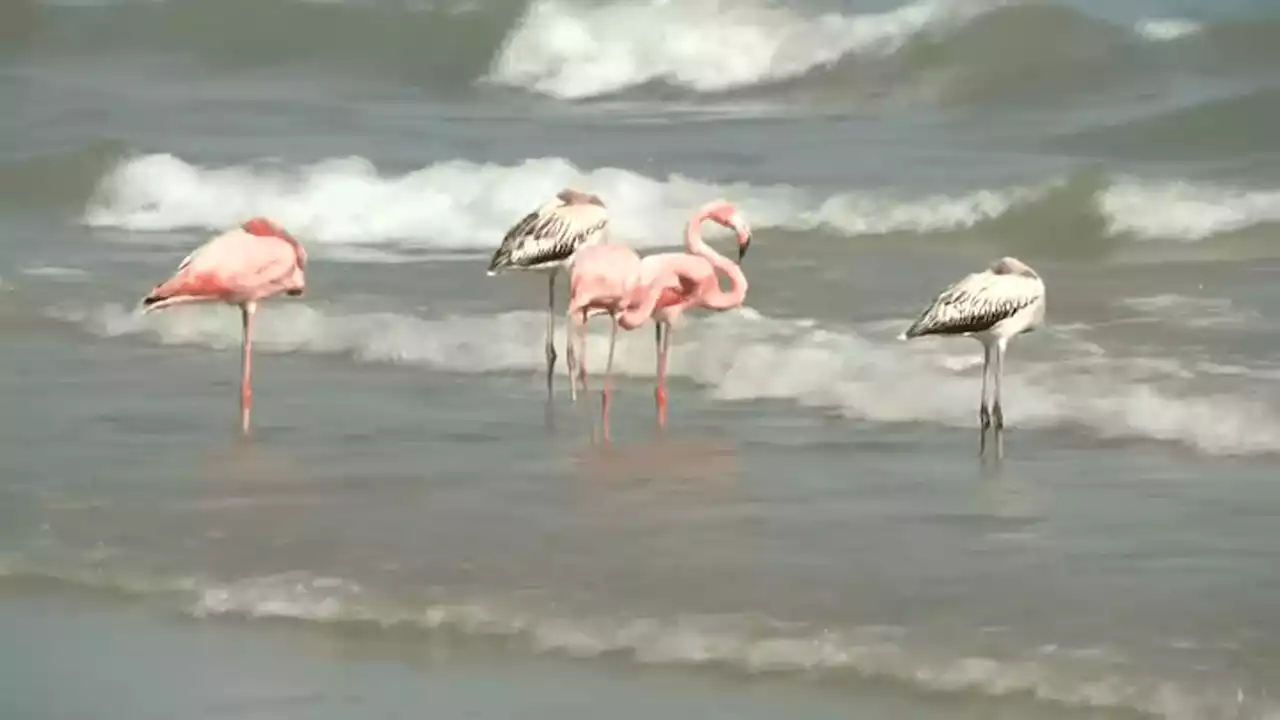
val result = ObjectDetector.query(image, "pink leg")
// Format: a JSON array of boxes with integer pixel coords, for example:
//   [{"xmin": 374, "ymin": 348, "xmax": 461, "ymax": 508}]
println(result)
[
  {"xmin": 601, "ymin": 316, "xmax": 619, "ymax": 442},
  {"xmin": 565, "ymin": 309, "xmax": 579, "ymax": 403},
  {"xmin": 655, "ymin": 322, "xmax": 671, "ymax": 430},
  {"xmin": 576, "ymin": 309, "xmax": 589, "ymax": 394},
  {"xmin": 239, "ymin": 301, "xmax": 256, "ymax": 435}
]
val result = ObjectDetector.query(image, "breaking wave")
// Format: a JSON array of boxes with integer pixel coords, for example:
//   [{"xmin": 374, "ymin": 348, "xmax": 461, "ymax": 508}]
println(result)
[
  {"xmin": 79, "ymin": 153, "xmax": 1048, "ymax": 252},
  {"xmin": 79, "ymin": 153, "xmax": 1280, "ymax": 254},
  {"xmin": 46, "ymin": 301, "xmax": 1280, "ymax": 457},
  {"xmin": 32, "ymin": 0, "xmax": 1279, "ymax": 104},
  {"xmin": 0, "ymin": 565, "xmax": 1268, "ymax": 720}
]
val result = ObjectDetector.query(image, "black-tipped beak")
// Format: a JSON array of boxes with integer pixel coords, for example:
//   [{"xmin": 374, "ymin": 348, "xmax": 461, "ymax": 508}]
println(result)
[{"xmin": 737, "ymin": 235, "xmax": 751, "ymax": 263}]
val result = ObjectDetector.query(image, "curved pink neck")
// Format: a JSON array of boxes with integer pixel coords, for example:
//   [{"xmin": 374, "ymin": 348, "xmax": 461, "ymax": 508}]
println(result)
[
  {"xmin": 617, "ymin": 275, "xmax": 669, "ymax": 330},
  {"xmin": 684, "ymin": 207, "xmax": 747, "ymax": 310}
]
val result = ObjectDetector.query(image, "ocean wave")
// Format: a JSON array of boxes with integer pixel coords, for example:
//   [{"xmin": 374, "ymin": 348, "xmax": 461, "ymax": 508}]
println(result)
[
  {"xmin": 1134, "ymin": 18, "xmax": 1203, "ymax": 42},
  {"xmin": 79, "ymin": 152, "xmax": 1280, "ymax": 251},
  {"xmin": 0, "ymin": 565, "xmax": 1262, "ymax": 720},
  {"xmin": 46, "ymin": 301, "xmax": 1280, "ymax": 457},
  {"xmin": 482, "ymin": 1, "xmax": 1238, "ymax": 102},
  {"xmin": 484, "ymin": 0, "xmax": 1000, "ymax": 99},
  {"xmin": 80, "ymin": 153, "xmax": 1044, "ymax": 252},
  {"xmin": 1098, "ymin": 177, "xmax": 1280, "ymax": 242},
  {"xmin": 36, "ymin": 0, "xmax": 1279, "ymax": 105},
  {"xmin": 1051, "ymin": 87, "xmax": 1280, "ymax": 161}
]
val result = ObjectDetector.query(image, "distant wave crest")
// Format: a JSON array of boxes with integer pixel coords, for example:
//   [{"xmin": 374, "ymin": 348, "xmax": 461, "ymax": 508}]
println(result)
[
  {"xmin": 43, "ymin": 0, "xmax": 1280, "ymax": 105},
  {"xmin": 79, "ymin": 153, "xmax": 1280, "ymax": 255},
  {"xmin": 80, "ymin": 153, "xmax": 1045, "ymax": 254}
]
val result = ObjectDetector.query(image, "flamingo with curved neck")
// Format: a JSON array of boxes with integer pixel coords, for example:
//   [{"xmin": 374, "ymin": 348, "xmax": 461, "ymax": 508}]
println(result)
[
  {"xmin": 638, "ymin": 199, "xmax": 752, "ymax": 427},
  {"xmin": 564, "ymin": 242, "xmax": 673, "ymax": 442}
]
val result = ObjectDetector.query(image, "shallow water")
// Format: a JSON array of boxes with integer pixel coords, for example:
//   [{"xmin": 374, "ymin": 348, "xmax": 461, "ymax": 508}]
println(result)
[{"xmin": 3, "ymin": 1, "xmax": 1280, "ymax": 718}]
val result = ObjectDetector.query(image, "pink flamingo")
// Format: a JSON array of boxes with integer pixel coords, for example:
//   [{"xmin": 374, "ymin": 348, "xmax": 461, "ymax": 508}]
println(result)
[
  {"xmin": 139, "ymin": 217, "xmax": 308, "ymax": 435},
  {"xmin": 577, "ymin": 200, "xmax": 752, "ymax": 428},
  {"xmin": 565, "ymin": 243, "xmax": 670, "ymax": 442}
]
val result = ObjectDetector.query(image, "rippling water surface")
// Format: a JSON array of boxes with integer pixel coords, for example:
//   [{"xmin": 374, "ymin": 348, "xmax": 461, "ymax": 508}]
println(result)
[{"xmin": 3, "ymin": 1, "xmax": 1280, "ymax": 718}]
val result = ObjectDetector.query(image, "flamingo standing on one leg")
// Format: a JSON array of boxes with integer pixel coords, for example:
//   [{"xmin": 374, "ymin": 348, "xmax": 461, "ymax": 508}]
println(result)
[
  {"xmin": 487, "ymin": 189, "xmax": 610, "ymax": 401},
  {"xmin": 899, "ymin": 256, "xmax": 1046, "ymax": 456},
  {"xmin": 140, "ymin": 217, "xmax": 308, "ymax": 435},
  {"xmin": 565, "ymin": 243, "xmax": 670, "ymax": 442},
  {"xmin": 634, "ymin": 200, "xmax": 752, "ymax": 428}
]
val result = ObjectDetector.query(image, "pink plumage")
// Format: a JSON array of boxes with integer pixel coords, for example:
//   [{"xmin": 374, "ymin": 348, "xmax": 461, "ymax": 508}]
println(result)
[
  {"xmin": 564, "ymin": 243, "xmax": 669, "ymax": 442},
  {"xmin": 575, "ymin": 200, "xmax": 752, "ymax": 430},
  {"xmin": 142, "ymin": 217, "xmax": 306, "ymax": 311},
  {"xmin": 140, "ymin": 217, "xmax": 308, "ymax": 434},
  {"xmin": 638, "ymin": 199, "xmax": 751, "ymax": 427}
]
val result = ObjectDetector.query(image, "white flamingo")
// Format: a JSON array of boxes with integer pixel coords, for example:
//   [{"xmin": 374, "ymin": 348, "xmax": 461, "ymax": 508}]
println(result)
[
  {"xmin": 900, "ymin": 256, "xmax": 1046, "ymax": 450},
  {"xmin": 486, "ymin": 188, "xmax": 610, "ymax": 399}
]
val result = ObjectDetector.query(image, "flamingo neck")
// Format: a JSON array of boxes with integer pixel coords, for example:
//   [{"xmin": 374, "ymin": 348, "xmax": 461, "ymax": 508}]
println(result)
[
  {"xmin": 617, "ymin": 274, "xmax": 669, "ymax": 330},
  {"xmin": 684, "ymin": 210, "xmax": 747, "ymax": 311}
]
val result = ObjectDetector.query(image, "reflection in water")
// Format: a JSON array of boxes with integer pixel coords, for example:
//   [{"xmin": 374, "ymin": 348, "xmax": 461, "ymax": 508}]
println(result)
[
  {"xmin": 564, "ymin": 434, "xmax": 759, "ymax": 604},
  {"xmin": 566, "ymin": 434, "xmax": 746, "ymax": 519},
  {"xmin": 977, "ymin": 440, "xmax": 1043, "ymax": 528},
  {"xmin": 571, "ymin": 434, "xmax": 742, "ymax": 488},
  {"xmin": 978, "ymin": 425, "xmax": 1004, "ymax": 461}
]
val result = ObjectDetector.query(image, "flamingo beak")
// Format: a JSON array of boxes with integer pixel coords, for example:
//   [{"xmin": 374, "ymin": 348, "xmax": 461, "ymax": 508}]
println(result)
[{"xmin": 737, "ymin": 230, "xmax": 751, "ymax": 263}]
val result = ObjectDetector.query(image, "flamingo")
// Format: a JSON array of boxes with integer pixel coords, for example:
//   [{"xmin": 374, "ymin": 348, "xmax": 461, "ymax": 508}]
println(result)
[
  {"xmin": 486, "ymin": 188, "xmax": 610, "ymax": 400},
  {"xmin": 899, "ymin": 256, "xmax": 1046, "ymax": 454},
  {"xmin": 578, "ymin": 199, "xmax": 752, "ymax": 427},
  {"xmin": 564, "ymin": 243, "xmax": 670, "ymax": 442},
  {"xmin": 140, "ymin": 217, "xmax": 308, "ymax": 435},
  {"xmin": 637, "ymin": 200, "xmax": 751, "ymax": 427}
]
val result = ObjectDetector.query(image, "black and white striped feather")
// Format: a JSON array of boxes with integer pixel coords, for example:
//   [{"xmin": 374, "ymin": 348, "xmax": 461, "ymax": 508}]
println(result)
[
  {"xmin": 486, "ymin": 190, "xmax": 609, "ymax": 274},
  {"xmin": 902, "ymin": 258, "xmax": 1044, "ymax": 339}
]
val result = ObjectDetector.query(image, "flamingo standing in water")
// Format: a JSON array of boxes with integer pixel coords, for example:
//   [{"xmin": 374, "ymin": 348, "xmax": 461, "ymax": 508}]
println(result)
[
  {"xmin": 577, "ymin": 200, "xmax": 752, "ymax": 428},
  {"xmin": 140, "ymin": 217, "xmax": 308, "ymax": 435},
  {"xmin": 638, "ymin": 200, "xmax": 751, "ymax": 427},
  {"xmin": 565, "ymin": 243, "xmax": 670, "ymax": 442},
  {"xmin": 899, "ymin": 256, "xmax": 1046, "ymax": 455},
  {"xmin": 486, "ymin": 189, "xmax": 610, "ymax": 400}
]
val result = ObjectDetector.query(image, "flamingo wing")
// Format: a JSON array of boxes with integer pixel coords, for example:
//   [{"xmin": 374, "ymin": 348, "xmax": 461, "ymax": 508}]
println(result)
[
  {"xmin": 144, "ymin": 229, "xmax": 303, "ymax": 310},
  {"xmin": 903, "ymin": 269, "xmax": 1044, "ymax": 339},
  {"xmin": 487, "ymin": 190, "xmax": 610, "ymax": 274}
]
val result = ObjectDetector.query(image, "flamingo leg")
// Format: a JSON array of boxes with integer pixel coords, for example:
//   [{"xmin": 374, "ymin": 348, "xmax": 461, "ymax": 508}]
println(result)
[
  {"xmin": 978, "ymin": 340, "xmax": 992, "ymax": 455},
  {"xmin": 601, "ymin": 315, "xmax": 619, "ymax": 442},
  {"xmin": 545, "ymin": 273, "xmax": 557, "ymax": 399},
  {"xmin": 240, "ymin": 301, "xmax": 257, "ymax": 435},
  {"xmin": 992, "ymin": 339, "xmax": 1007, "ymax": 431},
  {"xmin": 565, "ymin": 308, "xmax": 579, "ymax": 403},
  {"xmin": 655, "ymin": 322, "xmax": 671, "ymax": 430},
  {"xmin": 576, "ymin": 309, "xmax": 589, "ymax": 395},
  {"xmin": 979, "ymin": 341, "xmax": 992, "ymax": 430}
]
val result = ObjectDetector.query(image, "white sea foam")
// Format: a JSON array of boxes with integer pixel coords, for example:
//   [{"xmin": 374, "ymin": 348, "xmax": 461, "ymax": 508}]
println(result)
[
  {"xmin": 81, "ymin": 153, "xmax": 1043, "ymax": 254},
  {"xmin": 1117, "ymin": 294, "xmax": 1264, "ymax": 330},
  {"xmin": 21, "ymin": 265, "xmax": 90, "ymax": 280},
  {"xmin": 1098, "ymin": 178, "xmax": 1280, "ymax": 241},
  {"xmin": 48, "ymin": 301, "xmax": 1280, "ymax": 456},
  {"xmin": 174, "ymin": 571, "xmax": 1265, "ymax": 720},
  {"xmin": 1133, "ymin": 18, "xmax": 1204, "ymax": 42},
  {"xmin": 486, "ymin": 0, "xmax": 1007, "ymax": 99}
]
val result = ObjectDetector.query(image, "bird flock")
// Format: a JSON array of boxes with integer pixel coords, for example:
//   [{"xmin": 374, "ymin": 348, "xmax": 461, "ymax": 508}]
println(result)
[{"xmin": 139, "ymin": 188, "xmax": 1045, "ymax": 453}]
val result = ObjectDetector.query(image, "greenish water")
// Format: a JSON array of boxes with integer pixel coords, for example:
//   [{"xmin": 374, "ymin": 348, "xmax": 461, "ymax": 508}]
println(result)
[{"xmin": 3, "ymin": 1, "xmax": 1280, "ymax": 718}]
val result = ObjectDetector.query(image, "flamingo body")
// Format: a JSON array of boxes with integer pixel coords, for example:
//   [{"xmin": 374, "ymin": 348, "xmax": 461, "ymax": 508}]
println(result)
[
  {"xmin": 641, "ymin": 201, "xmax": 753, "ymax": 427},
  {"xmin": 900, "ymin": 256, "xmax": 1045, "ymax": 452},
  {"xmin": 487, "ymin": 188, "xmax": 611, "ymax": 400},
  {"xmin": 564, "ymin": 242, "xmax": 670, "ymax": 441},
  {"xmin": 141, "ymin": 217, "xmax": 307, "ymax": 435}
]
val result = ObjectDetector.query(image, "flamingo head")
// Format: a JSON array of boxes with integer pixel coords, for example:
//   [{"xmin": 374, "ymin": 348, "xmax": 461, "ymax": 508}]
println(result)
[
  {"xmin": 241, "ymin": 216, "xmax": 308, "ymax": 270},
  {"xmin": 704, "ymin": 199, "xmax": 752, "ymax": 263}
]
